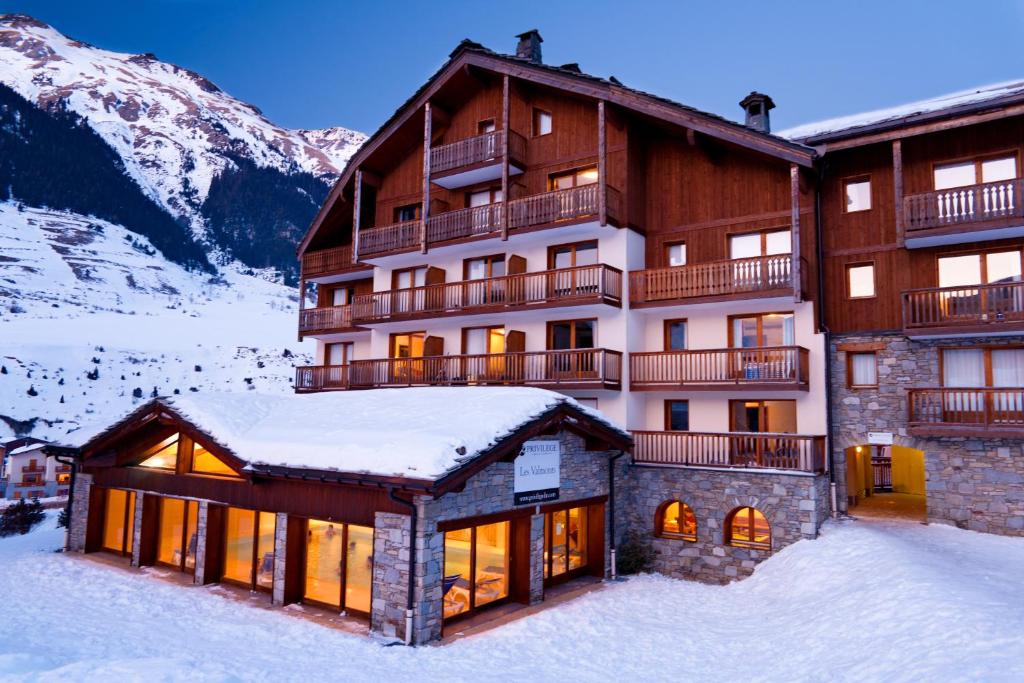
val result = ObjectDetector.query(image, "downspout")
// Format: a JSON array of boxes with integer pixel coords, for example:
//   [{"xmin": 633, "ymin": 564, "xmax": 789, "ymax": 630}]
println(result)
[
  {"xmin": 52, "ymin": 450, "xmax": 79, "ymax": 551},
  {"xmin": 814, "ymin": 158, "xmax": 840, "ymax": 518},
  {"xmin": 387, "ymin": 488, "xmax": 417, "ymax": 646},
  {"xmin": 607, "ymin": 449, "xmax": 625, "ymax": 580}
]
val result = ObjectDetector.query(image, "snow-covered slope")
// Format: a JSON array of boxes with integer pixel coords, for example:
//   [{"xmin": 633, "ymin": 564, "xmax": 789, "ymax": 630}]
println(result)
[
  {"xmin": 0, "ymin": 202, "xmax": 312, "ymax": 441},
  {"xmin": 0, "ymin": 13, "xmax": 365, "ymax": 232}
]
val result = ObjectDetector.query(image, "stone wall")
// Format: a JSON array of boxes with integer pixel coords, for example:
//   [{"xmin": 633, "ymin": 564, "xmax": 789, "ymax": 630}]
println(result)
[
  {"xmin": 622, "ymin": 465, "xmax": 829, "ymax": 583},
  {"xmin": 67, "ymin": 472, "xmax": 93, "ymax": 552},
  {"xmin": 831, "ymin": 332, "xmax": 1024, "ymax": 536},
  {"xmin": 193, "ymin": 501, "xmax": 210, "ymax": 584},
  {"xmin": 371, "ymin": 511, "xmax": 412, "ymax": 641},
  {"xmin": 272, "ymin": 512, "xmax": 288, "ymax": 604}
]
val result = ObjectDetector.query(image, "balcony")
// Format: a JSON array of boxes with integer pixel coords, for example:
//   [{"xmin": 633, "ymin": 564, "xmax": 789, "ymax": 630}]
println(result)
[
  {"xmin": 357, "ymin": 185, "xmax": 621, "ymax": 258},
  {"xmin": 629, "ymin": 254, "xmax": 795, "ymax": 307},
  {"xmin": 632, "ymin": 431, "xmax": 826, "ymax": 473},
  {"xmin": 300, "ymin": 244, "xmax": 372, "ymax": 282},
  {"xmin": 298, "ymin": 305, "xmax": 364, "ymax": 336},
  {"xmin": 908, "ymin": 388, "xmax": 1024, "ymax": 438},
  {"xmin": 351, "ymin": 265, "xmax": 622, "ymax": 324},
  {"xmin": 902, "ymin": 281, "xmax": 1024, "ymax": 336},
  {"xmin": 21, "ymin": 465, "xmax": 45, "ymax": 473},
  {"xmin": 429, "ymin": 129, "xmax": 527, "ymax": 189},
  {"xmin": 903, "ymin": 179, "xmax": 1024, "ymax": 247},
  {"xmin": 630, "ymin": 346, "xmax": 810, "ymax": 391},
  {"xmin": 15, "ymin": 480, "xmax": 45, "ymax": 488},
  {"xmin": 294, "ymin": 348, "xmax": 623, "ymax": 392}
]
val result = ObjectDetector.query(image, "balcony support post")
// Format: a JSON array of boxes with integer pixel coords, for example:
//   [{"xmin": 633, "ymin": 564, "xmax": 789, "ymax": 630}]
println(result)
[
  {"xmin": 353, "ymin": 169, "xmax": 363, "ymax": 262},
  {"xmin": 598, "ymin": 100, "xmax": 608, "ymax": 227},
  {"xmin": 790, "ymin": 163, "xmax": 802, "ymax": 303},
  {"xmin": 421, "ymin": 102, "xmax": 432, "ymax": 254},
  {"xmin": 501, "ymin": 74, "xmax": 510, "ymax": 241},
  {"xmin": 893, "ymin": 139, "xmax": 904, "ymax": 247}
]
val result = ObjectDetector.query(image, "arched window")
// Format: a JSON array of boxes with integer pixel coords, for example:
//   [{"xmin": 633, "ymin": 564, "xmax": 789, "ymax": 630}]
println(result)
[
  {"xmin": 655, "ymin": 500, "xmax": 697, "ymax": 541},
  {"xmin": 726, "ymin": 507, "xmax": 771, "ymax": 550}
]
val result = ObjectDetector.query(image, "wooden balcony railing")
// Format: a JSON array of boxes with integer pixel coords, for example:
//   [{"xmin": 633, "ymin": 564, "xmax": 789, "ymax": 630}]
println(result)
[
  {"xmin": 21, "ymin": 465, "xmax": 45, "ymax": 473},
  {"xmin": 630, "ymin": 346, "xmax": 810, "ymax": 390},
  {"xmin": 908, "ymin": 388, "xmax": 1024, "ymax": 435},
  {"xmin": 430, "ymin": 129, "xmax": 527, "ymax": 175},
  {"xmin": 55, "ymin": 465, "xmax": 72, "ymax": 473},
  {"xmin": 352, "ymin": 264, "xmax": 622, "ymax": 323},
  {"xmin": 426, "ymin": 203, "xmax": 504, "ymax": 243},
  {"xmin": 359, "ymin": 219, "xmax": 422, "ymax": 257},
  {"xmin": 904, "ymin": 179, "xmax": 1024, "ymax": 233},
  {"xmin": 15, "ymin": 480, "xmax": 46, "ymax": 488},
  {"xmin": 294, "ymin": 349, "xmax": 622, "ymax": 392},
  {"xmin": 632, "ymin": 431, "xmax": 826, "ymax": 473},
  {"xmin": 298, "ymin": 305, "xmax": 358, "ymax": 334},
  {"xmin": 508, "ymin": 184, "xmax": 620, "ymax": 231},
  {"xmin": 902, "ymin": 280, "xmax": 1024, "ymax": 332},
  {"xmin": 300, "ymin": 244, "xmax": 368, "ymax": 279},
  {"xmin": 629, "ymin": 254, "xmax": 794, "ymax": 305}
]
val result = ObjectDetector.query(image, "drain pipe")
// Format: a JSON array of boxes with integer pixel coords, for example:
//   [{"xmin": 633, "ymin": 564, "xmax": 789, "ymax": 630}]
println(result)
[
  {"xmin": 814, "ymin": 159, "xmax": 840, "ymax": 518},
  {"xmin": 51, "ymin": 449, "xmax": 79, "ymax": 551},
  {"xmin": 388, "ymin": 488, "xmax": 417, "ymax": 646},
  {"xmin": 608, "ymin": 449, "xmax": 625, "ymax": 580}
]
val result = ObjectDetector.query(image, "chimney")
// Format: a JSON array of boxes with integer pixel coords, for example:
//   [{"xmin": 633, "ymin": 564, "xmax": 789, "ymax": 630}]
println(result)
[
  {"xmin": 515, "ymin": 30, "xmax": 543, "ymax": 64},
  {"xmin": 739, "ymin": 92, "xmax": 775, "ymax": 133}
]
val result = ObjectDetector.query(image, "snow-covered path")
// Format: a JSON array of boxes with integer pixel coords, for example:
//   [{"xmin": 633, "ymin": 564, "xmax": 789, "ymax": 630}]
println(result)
[{"xmin": 0, "ymin": 514, "xmax": 1022, "ymax": 682}]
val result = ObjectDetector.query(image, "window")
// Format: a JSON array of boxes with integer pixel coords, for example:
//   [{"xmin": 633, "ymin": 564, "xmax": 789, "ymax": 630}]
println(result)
[
  {"xmin": 656, "ymin": 501, "xmax": 697, "ymax": 541},
  {"xmin": 533, "ymin": 108, "xmax": 552, "ymax": 136},
  {"xmin": 934, "ymin": 155, "xmax": 1017, "ymax": 190},
  {"xmin": 544, "ymin": 506, "xmax": 589, "ymax": 581},
  {"xmin": 393, "ymin": 266, "xmax": 428, "ymax": 290},
  {"xmin": 191, "ymin": 443, "xmax": 237, "ymax": 477},
  {"xmin": 727, "ymin": 507, "xmax": 771, "ymax": 550},
  {"xmin": 729, "ymin": 229, "xmax": 791, "ymax": 259},
  {"xmin": 844, "ymin": 178, "xmax": 872, "ymax": 212},
  {"xmin": 443, "ymin": 520, "xmax": 511, "ymax": 619},
  {"xmin": 729, "ymin": 312, "xmax": 795, "ymax": 348},
  {"xmin": 101, "ymin": 488, "xmax": 136, "ymax": 556},
  {"xmin": 303, "ymin": 520, "xmax": 374, "ymax": 614},
  {"xmin": 464, "ymin": 255, "xmax": 506, "ymax": 305},
  {"xmin": 222, "ymin": 507, "xmax": 276, "ymax": 592},
  {"xmin": 56, "ymin": 472, "xmax": 71, "ymax": 485},
  {"xmin": 848, "ymin": 352, "xmax": 878, "ymax": 388},
  {"xmin": 942, "ymin": 347, "xmax": 1024, "ymax": 388},
  {"xmin": 478, "ymin": 119, "xmax": 496, "ymax": 134},
  {"xmin": 156, "ymin": 497, "xmax": 199, "ymax": 573},
  {"xmin": 666, "ymin": 242, "xmax": 686, "ymax": 267},
  {"xmin": 665, "ymin": 400, "xmax": 690, "ymax": 431},
  {"xmin": 846, "ymin": 263, "xmax": 876, "ymax": 299},
  {"xmin": 938, "ymin": 250, "xmax": 1022, "ymax": 287},
  {"xmin": 729, "ymin": 400, "xmax": 797, "ymax": 433},
  {"xmin": 549, "ymin": 241, "xmax": 598, "ymax": 269},
  {"xmin": 390, "ymin": 332, "xmax": 425, "ymax": 358},
  {"xmin": 549, "ymin": 167, "xmax": 598, "ymax": 191},
  {"xmin": 468, "ymin": 187, "xmax": 502, "ymax": 207},
  {"xmin": 325, "ymin": 342, "xmax": 353, "ymax": 366},
  {"xmin": 664, "ymin": 320, "xmax": 687, "ymax": 351},
  {"xmin": 330, "ymin": 286, "xmax": 354, "ymax": 307},
  {"xmin": 548, "ymin": 319, "xmax": 595, "ymax": 350},
  {"xmin": 394, "ymin": 203, "xmax": 421, "ymax": 222},
  {"xmin": 137, "ymin": 435, "xmax": 178, "ymax": 470}
]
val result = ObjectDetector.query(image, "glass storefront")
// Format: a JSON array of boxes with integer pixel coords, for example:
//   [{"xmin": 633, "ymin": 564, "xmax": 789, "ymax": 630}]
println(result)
[
  {"xmin": 303, "ymin": 519, "xmax": 374, "ymax": 614},
  {"xmin": 222, "ymin": 507, "xmax": 276, "ymax": 590},
  {"xmin": 156, "ymin": 497, "xmax": 199, "ymax": 572},
  {"xmin": 101, "ymin": 488, "xmax": 136, "ymax": 556},
  {"xmin": 443, "ymin": 521, "xmax": 510, "ymax": 620},
  {"xmin": 544, "ymin": 505, "xmax": 589, "ymax": 581}
]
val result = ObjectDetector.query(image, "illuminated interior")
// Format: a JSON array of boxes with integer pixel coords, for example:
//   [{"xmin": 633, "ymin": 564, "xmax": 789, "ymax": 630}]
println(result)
[
  {"xmin": 544, "ymin": 506, "xmax": 588, "ymax": 579},
  {"xmin": 191, "ymin": 443, "xmax": 237, "ymax": 477},
  {"xmin": 303, "ymin": 519, "xmax": 374, "ymax": 613},
  {"xmin": 224, "ymin": 507, "xmax": 255, "ymax": 585},
  {"xmin": 138, "ymin": 435, "xmax": 179, "ymax": 470},
  {"xmin": 728, "ymin": 507, "xmax": 771, "ymax": 550},
  {"xmin": 659, "ymin": 501, "xmax": 697, "ymax": 541},
  {"xmin": 443, "ymin": 521, "xmax": 510, "ymax": 620},
  {"xmin": 156, "ymin": 497, "xmax": 199, "ymax": 571},
  {"xmin": 101, "ymin": 488, "xmax": 136, "ymax": 555}
]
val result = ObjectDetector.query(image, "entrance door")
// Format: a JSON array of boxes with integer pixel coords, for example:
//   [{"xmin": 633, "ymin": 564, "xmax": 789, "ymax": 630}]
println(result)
[
  {"xmin": 156, "ymin": 497, "xmax": 199, "ymax": 573},
  {"xmin": 729, "ymin": 400, "xmax": 797, "ymax": 467},
  {"xmin": 222, "ymin": 507, "xmax": 276, "ymax": 591},
  {"xmin": 547, "ymin": 319, "xmax": 596, "ymax": 380},
  {"xmin": 303, "ymin": 519, "xmax": 374, "ymax": 615},
  {"xmin": 543, "ymin": 505, "xmax": 590, "ymax": 584},
  {"xmin": 462, "ymin": 326, "xmax": 506, "ymax": 382}
]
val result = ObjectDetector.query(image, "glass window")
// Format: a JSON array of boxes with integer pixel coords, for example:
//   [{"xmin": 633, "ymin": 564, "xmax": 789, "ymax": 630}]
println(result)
[
  {"xmin": 658, "ymin": 501, "xmax": 697, "ymax": 541},
  {"xmin": 665, "ymin": 320, "xmax": 686, "ymax": 350},
  {"xmin": 730, "ymin": 400, "xmax": 797, "ymax": 433},
  {"xmin": 191, "ymin": 444, "xmax": 236, "ymax": 477},
  {"xmin": 157, "ymin": 498, "xmax": 186, "ymax": 567},
  {"xmin": 548, "ymin": 320, "xmax": 595, "ymax": 350},
  {"xmin": 935, "ymin": 156, "xmax": 1017, "ymax": 189},
  {"xmin": 844, "ymin": 178, "xmax": 872, "ymax": 212},
  {"xmin": 847, "ymin": 263, "xmax": 875, "ymax": 298},
  {"xmin": 533, "ymin": 109, "xmax": 552, "ymax": 136},
  {"xmin": 223, "ymin": 508, "xmax": 256, "ymax": 585},
  {"xmin": 729, "ymin": 230, "xmax": 791, "ymax": 259},
  {"xmin": 344, "ymin": 525, "xmax": 374, "ymax": 613},
  {"xmin": 731, "ymin": 312, "xmax": 795, "ymax": 348},
  {"xmin": 934, "ymin": 162, "xmax": 976, "ymax": 190},
  {"xmin": 549, "ymin": 167, "xmax": 598, "ymax": 190},
  {"xmin": 326, "ymin": 342, "xmax": 353, "ymax": 366},
  {"xmin": 544, "ymin": 507, "xmax": 589, "ymax": 580},
  {"xmin": 728, "ymin": 507, "xmax": 771, "ymax": 550},
  {"xmin": 443, "ymin": 521, "xmax": 510, "ymax": 619},
  {"xmin": 986, "ymin": 251, "xmax": 1022, "ymax": 283},
  {"xmin": 101, "ymin": 489, "xmax": 136, "ymax": 555},
  {"xmin": 331, "ymin": 287, "xmax": 352, "ymax": 306},
  {"xmin": 550, "ymin": 241, "xmax": 597, "ymax": 269},
  {"xmin": 666, "ymin": 400, "xmax": 689, "ymax": 431},
  {"xmin": 728, "ymin": 232, "xmax": 761, "ymax": 260},
  {"xmin": 849, "ymin": 352, "xmax": 877, "ymax": 387},
  {"xmin": 764, "ymin": 230, "xmax": 792, "ymax": 256},
  {"xmin": 942, "ymin": 349, "xmax": 986, "ymax": 388},
  {"xmin": 443, "ymin": 527, "xmax": 472, "ymax": 619},
  {"xmin": 938, "ymin": 251, "xmax": 1022, "ymax": 288},
  {"xmin": 478, "ymin": 119, "xmax": 496, "ymax": 134},
  {"xmin": 982, "ymin": 157, "xmax": 1017, "ymax": 182},
  {"xmin": 469, "ymin": 188, "xmax": 501, "ymax": 207},
  {"xmin": 391, "ymin": 332, "xmax": 425, "ymax": 358},
  {"xmin": 394, "ymin": 266, "xmax": 427, "ymax": 289},
  {"xmin": 137, "ymin": 436, "xmax": 178, "ymax": 470},
  {"xmin": 304, "ymin": 519, "xmax": 343, "ymax": 607},
  {"xmin": 666, "ymin": 243, "xmax": 686, "ymax": 267},
  {"xmin": 394, "ymin": 203, "xmax": 420, "ymax": 222},
  {"xmin": 474, "ymin": 521, "xmax": 510, "ymax": 607}
]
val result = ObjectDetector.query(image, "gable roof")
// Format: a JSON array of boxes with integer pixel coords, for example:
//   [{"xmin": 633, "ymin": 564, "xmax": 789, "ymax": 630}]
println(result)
[
  {"xmin": 52, "ymin": 388, "xmax": 630, "ymax": 491},
  {"xmin": 298, "ymin": 40, "xmax": 814, "ymax": 257},
  {"xmin": 780, "ymin": 79, "xmax": 1024, "ymax": 145}
]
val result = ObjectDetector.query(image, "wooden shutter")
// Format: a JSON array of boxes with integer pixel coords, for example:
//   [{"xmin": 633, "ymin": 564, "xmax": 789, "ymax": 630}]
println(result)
[
  {"xmin": 506, "ymin": 330, "xmax": 525, "ymax": 353},
  {"xmin": 507, "ymin": 255, "xmax": 527, "ymax": 275},
  {"xmin": 424, "ymin": 335, "xmax": 444, "ymax": 357}
]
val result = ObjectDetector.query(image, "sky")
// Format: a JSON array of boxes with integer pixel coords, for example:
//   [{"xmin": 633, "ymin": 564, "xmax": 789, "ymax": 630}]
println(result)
[{"xmin": 9, "ymin": 0, "xmax": 1024, "ymax": 135}]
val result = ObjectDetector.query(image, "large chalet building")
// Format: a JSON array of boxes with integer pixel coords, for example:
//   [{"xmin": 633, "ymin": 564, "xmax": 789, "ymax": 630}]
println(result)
[{"xmin": 58, "ymin": 32, "xmax": 1023, "ymax": 644}]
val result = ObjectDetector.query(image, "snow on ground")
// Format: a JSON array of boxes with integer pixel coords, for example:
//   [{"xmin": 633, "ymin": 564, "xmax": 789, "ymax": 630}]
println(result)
[
  {"xmin": 1, "ymin": 514, "xmax": 1021, "ymax": 682},
  {"xmin": 0, "ymin": 203, "xmax": 314, "ymax": 442}
]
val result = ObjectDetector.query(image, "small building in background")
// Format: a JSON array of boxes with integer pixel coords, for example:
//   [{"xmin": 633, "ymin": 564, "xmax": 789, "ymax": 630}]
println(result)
[{"xmin": 2, "ymin": 438, "xmax": 70, "ymax": 500}]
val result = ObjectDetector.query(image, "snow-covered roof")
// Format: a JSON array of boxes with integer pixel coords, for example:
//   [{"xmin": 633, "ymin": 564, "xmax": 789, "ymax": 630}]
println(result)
[
  {"xmin": 9, "ymin": 442, "xmax": 46, "ymax": 456},
  {"xmin": 56, "ymin": 388, "xmax": 628, "ymax": 482},
  {"xmin": 780, "ymin": 79, "xmax": 1024, "ymax": 142}
]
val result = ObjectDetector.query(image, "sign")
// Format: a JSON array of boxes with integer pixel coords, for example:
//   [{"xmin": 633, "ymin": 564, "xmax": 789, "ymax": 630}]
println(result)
[
  {"xmin": 514, "ymin": 440, "xmax": 560, "ymax": 505},
  {"xmin": 867, "ymin": 432, "xmax": 894, "ymax": 446}
]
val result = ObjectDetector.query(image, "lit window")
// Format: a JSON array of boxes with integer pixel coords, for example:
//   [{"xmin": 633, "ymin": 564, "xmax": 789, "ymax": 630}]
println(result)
[
  {"xmin": 844, "ymin": 178, "xmax": 872, "ymax": 212},
  {"xmin": 657, "ymin": 500, "xmax": 697, "ymax": 541},
  {"xmin": 137, "ymin": 436, "xmax": 178, "ymax": 470},
  {"xmin": 847, "ymin": 263, "xmax": 875, "ymax": 298},
  {"xmin": 666, "ymin": 243, "xmax": 686, "ymax": 267},
  {"xmin": 727, "ymin": 507, "xmax": 771, "ymax": 550},
  {"xmin": 549, "ymin": 167, "xmax": 598, "ymax": 191},
  {"xmin": 729, "ymin": 230, "xmax": 791, "ymax": 259},
  {"xmin": 191, "ymin": 443, "xmax": 237, "ymax": 477},
  {"xmin": 533, "ymin": 109, "xmax": 552, "ymax": 136},
  {"xmin": 848, "ymin": 352, "xmax": 877, "ymax": 387}
]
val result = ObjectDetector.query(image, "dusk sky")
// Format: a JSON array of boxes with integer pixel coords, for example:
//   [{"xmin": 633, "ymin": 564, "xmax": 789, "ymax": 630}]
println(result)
[{"xmin": 11, "ymin": 0, "xmax": 1024, "ymax": 135}]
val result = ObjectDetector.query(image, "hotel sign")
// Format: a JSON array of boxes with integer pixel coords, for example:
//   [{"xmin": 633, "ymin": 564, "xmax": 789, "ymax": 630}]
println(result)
[
  {"xmin": 514, "ymin": 440, "xmax": 561, "ymax": 505},
  {"xmin": 868, "ymin": 432, "xmax": 894, "ymax": 446}
]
